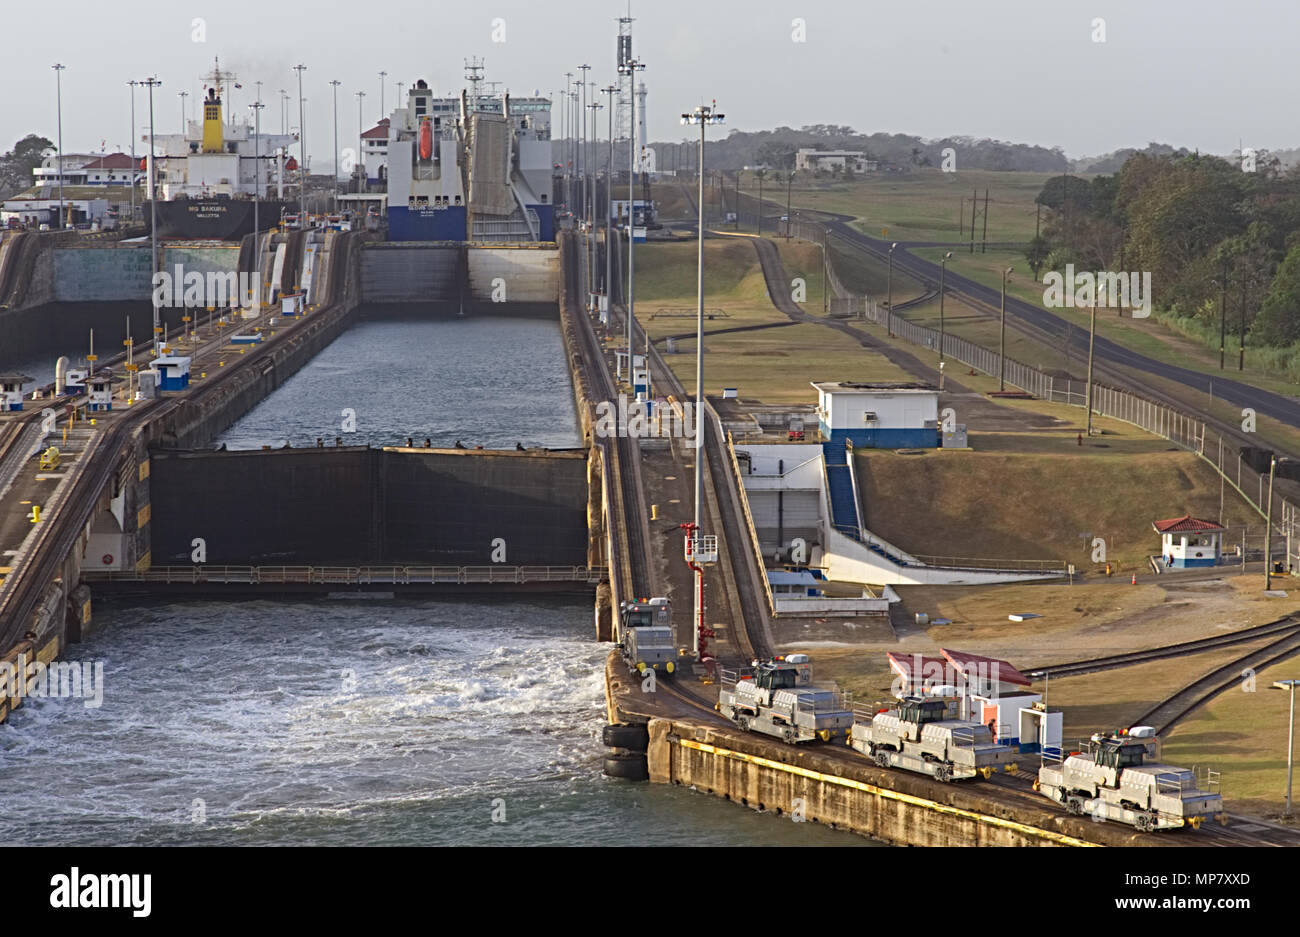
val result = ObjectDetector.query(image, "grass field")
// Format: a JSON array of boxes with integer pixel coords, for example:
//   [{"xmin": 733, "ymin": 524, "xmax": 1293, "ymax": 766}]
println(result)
[
  {"xmin": 775, "ymin": 169, "xmax": 1050, "ymax": 244},
  {"xmin": 856, "ymin": 441, "xmax": 1260, "ymax": 569},
  {"xmin": 632, "ymin": 237, "xmax": 912, "ymax": 402}
]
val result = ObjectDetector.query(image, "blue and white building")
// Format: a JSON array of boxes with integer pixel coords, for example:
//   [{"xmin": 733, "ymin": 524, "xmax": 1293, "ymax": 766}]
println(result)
[
  {"xmin": 811, "ymin": 381, "xmax": 939, "ymax": 449},
  {"xmin": 0, "ymin": 373, "xmax": 32, "ymax": 411},
  {"xmin": 1153, "ymin": 515, "xmax": 1224, "ymax": 568}
]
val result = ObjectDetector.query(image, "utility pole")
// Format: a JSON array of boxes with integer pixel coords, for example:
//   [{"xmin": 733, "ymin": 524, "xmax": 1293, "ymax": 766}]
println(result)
[
  {"xmin": 53, "ymin": 64, "xmax": 65, "ymax": 230},
  {"xmin": 969, "ymin": 188, "xmax": 977, "ymax": 253},
  {"xmin": 785, "ymin": 170, "xmax": 794, "ymax": 239},
  {"xmin": 330, "ymin": 79, "xmax": 341, "ymax": 210},
  {"xmin": 939, "ymin": 251, "xmax": 952, "ymax": 361},
  {"xmin": 620, "ymin": 56, "xmax": 645, "ymax": 394},
  {"xmin": 1086, "ymin": 294, "xmax": 1097, "ymax": 435},
  {"xmin": 1217, "ymin": 262, "xmax": 1228, "ymax": 369},
  {"xmin": 603, "ymin": 84, "xmax": 616, "ymax": 305},
  {"xmin": 294, "ymin": 64, "xmax": 307, "ymax": 222},
  {"xmin": 128, "ymin": 80, "xmax": 138, "ymax": 223},
  {"xmin": 356, "ymin": 91, "xmax": 366, "ymax": 194},
  {"xmin": 981, "ymin": 189, "xmax": 989, "ymax": 253},
  {"xmin": 249, "ymin": 99, "xmax": 264, "ymax": 318},
  {"xmin": 1239, "ymin": 271, "xmax": 1248, "ymax": 371},
  {"xmin": 886, "ymin": 242, "xmax": 897, "ymax": 337},
  {"xmin": 999, "ymin": 266, "xmax": 1013, "ymax": 390},
  {"xmin": 142, "ymin": 76, "xmax": 162, "ymax": 352}
]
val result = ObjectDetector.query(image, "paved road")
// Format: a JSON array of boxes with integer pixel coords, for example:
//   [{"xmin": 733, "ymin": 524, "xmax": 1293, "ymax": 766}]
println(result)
[{"xmin": 811, "ymin": 210, "xmax": 1300, "ymax": 429}]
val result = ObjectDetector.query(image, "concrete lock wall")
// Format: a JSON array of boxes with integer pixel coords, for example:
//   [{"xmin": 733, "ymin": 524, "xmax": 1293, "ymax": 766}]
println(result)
[
  {"xmin": 51, "ymin": 247, "xmax": 154, "ymax": 302},
  {"xmin": 148, "ymin": 447, "xmax": 589, "ymax": 566},
  {"xmin": 467, "ymin": 249, "xmax": 559, "ymax": 304}
]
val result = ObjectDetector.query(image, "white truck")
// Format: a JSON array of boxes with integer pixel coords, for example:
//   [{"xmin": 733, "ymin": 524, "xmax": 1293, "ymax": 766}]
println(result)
[{"xmin": 618, "ymin": 598, "xmax": 679, "ymax": 676}]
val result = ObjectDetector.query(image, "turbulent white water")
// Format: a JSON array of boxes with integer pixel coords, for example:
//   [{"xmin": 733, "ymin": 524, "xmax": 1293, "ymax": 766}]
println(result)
[
  {"xmin": 0, "ymin": 599, "xmax": 868, "ymax": 846},
  {"xmin": 0, "ymin": 311, "xmax": 874, "ymax": 845}
]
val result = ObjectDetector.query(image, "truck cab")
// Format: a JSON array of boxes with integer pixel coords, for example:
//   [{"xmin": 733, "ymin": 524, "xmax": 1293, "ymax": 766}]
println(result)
[{"xmin": 618, "ymin": 598, "xmax": 678, "ymax": 676}]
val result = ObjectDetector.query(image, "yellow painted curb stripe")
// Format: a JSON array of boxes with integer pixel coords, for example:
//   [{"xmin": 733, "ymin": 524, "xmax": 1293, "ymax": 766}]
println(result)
[{"xmin": 677, "ymin": 738, "xmax": 1097, "ymax": 847}]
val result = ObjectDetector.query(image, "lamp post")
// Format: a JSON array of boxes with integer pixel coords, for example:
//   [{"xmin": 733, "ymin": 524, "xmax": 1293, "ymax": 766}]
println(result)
[
  {"xmin": 293, "ymin": 64, "xmax": 307, "ymax": 223},
  {"xmin": 603, "ymin": 84, "xmax": 616, "ymax": 304},
  {"xmin": 329, "ymin": 79, "xmax": 341, "ymax": 210},
  {"xmin": 128, "ymin": 80, "xmax": 138, "ymax": 223},
  {"xmin": 1264, "ymin": 457, "xmax": 1297, "ymax": 590},
  {"xmin": 1274, "ymin": 678, "xmax": 1299, "ymax": 818},
  {"xmin": 142, "ymin": 76, "xmax": 162, "ymax": 351},
  {"xmin": 619, "ymin": 56, "xmax": 645, "ymax": 395},
  {"xmin": 999, "ymin": 266, "xmax": 1013, "ymax": 391},
  {"xmin": 378, "ymin": 70, "xmax": 387, "ymax": 116},
  {"xmin": 886, "ymin": 242, "xmax": 897, "ymax": 338},
  {"xmin": 587, "ymin": 98, "xmax": 603, "ymax": 297},
  {"xmin": 1086, "ymin": 294, "xmax": 1098, "ymax": 435},
  {"xmin": 938, "ymin": 251, "xmax": 952, "ymax": 361},
  {"xmin": 53, "ymin": 64, "xmax": 65, "ymax": 230},
  {"xmin": 356, "ymin": 91, "xmax": 366, "ymax": 194},
  {"xmin": 249, "ymin": 99, "xmax": 264, "ymax": 318},
  {"xmin": 785, "ymin": 170, "xmax": 794, "ymax": 238},
  {"xmin": 577, "ymin": 64, "xmax": 589, "ymax": 230},
  {"xmin": 178, "ymin": 90, "xmax": 188, "ymax": 133},
  {"xmin": 681, "ymin": 101, "xmax": 724, "ymax": 660}
]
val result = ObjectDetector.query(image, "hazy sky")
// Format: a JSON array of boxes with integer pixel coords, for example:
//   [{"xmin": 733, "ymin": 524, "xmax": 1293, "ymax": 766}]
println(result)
[{"xmin": 4, "ymin": 0, "xmax": 1297, "ymax": 164}]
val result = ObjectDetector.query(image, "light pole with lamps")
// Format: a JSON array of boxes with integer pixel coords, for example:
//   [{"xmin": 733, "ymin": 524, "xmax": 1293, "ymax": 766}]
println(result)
[
  {"xmin": 249, "ymin": 99, "xmax": 265, "ymax": 317},
  {"xmin": 355, "ymin": 91, "xmax": 366, "ymax": 194},
  {"xmin": 293, "ymin": 64, "xmax": 307, "ymax": 223},
  {"xmin": 1275, "ymin": 678, "xmax": 1299, "ymax": 817},
  {"xmin": 142, "ymin": 76, "xmax": 162, "ymax": 351},
  {"xmin": 1086, "ymin": 294, "xmax": 1098, "ymax": 435},
  {"xmin": 1264, "ymin": 455, "xmax": 1299, "ymax": 590},
  {"xmin": 999, "ymin": 266, "xmax": 1013, "ymax": 391},
  {"xmin": 178, "ymin": 90, "xmax": 188, "ymax": 133},
  {"xmin": 602, "ymin": 84, "xmax": 616, "ymax": 304},
  {"xmin": 329, "ymin": 80, "xmax": 341, "ymax": 209},
  {"xmin": 378, "ymin": 70, "xmax": 387, "ymax": 117},
  {"xmin": 53, "ymin": 64, "xmax": 65, "ymax": 230},
  {"xmin": 619, "ymin": 56, "xmax": 645, "ymax": 393},
  {"xmin": 938, "ymin": 251, "xmax": 952, "ymax": 361},
  {"xmin": 886, "ymin": 242, "xmax": 897, "ymax": 337},
  {"xmin": 682, "ymin": 100, "xmax": 724, "ymax": 663},
  {"xmin": 128, "ymin": 80, "xmax": 138, "ymax": 223}
]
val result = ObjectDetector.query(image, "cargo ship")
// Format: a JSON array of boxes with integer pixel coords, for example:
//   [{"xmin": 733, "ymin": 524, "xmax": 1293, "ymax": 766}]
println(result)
[
  {"xmin": 144, "ymin": 59, "xmax": 298, "ymax": 240},
  {"xmin": 384, "ymin": 75, "xmax": 554, "ymax": 241}
]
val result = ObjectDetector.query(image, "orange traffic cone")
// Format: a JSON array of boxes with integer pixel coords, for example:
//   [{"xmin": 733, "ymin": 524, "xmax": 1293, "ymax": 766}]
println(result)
[{"xmin": 1131, "ymin": 573, "xmax": 1137, "ymax": 585}]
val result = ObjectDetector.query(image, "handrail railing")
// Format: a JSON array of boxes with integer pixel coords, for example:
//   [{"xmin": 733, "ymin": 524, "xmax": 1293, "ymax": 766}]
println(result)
[{"xmin": 82, "ymin": 565, "xmax": 608, "ymax": 585}]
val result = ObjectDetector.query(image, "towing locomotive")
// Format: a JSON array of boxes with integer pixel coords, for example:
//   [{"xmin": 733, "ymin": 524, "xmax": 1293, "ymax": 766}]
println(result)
[
  {"xmin": 850, "ymin": 696, "xmax": 1020, "ymax": 782},
  {"xmin": 717, "ymin": 655, "xmax": 853, "ymax": 744},
  {"xmin": 616, "ymin": 598, "xmax": 680, "ymax": 677},
  {"xmin": 1035, "ymin": 729, "xmax": 1226, "ymax": 831}
]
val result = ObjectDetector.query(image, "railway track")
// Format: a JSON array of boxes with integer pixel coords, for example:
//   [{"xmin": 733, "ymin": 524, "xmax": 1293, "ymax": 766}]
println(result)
[
  {"xmin": 1026, "ymin": 615, "xmax": 1300, "ymax": 678},
  {"xmin": 1134, "ymin": 627, "xmax": 1300, "ymax": 735}
]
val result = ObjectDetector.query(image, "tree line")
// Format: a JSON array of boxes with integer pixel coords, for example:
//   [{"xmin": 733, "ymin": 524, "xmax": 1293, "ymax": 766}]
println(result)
[{"xmin": 1025, "ymin": 150, "xmax": 1300, "ymax": 351}]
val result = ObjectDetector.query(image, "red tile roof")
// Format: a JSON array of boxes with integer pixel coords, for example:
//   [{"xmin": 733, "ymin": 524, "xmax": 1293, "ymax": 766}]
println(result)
[
  {"xmin": 1152, "ymin": 514, "xmax": 1225, "ymax": 533},
  {"xmin": 939, "ymin": 648, "xmax": 1032, "ymax": 687},
  {"xmin": 361, "ymin": 118, "xmax": 390, "ymax": 140},
  {"xmin": 83, "ymin": 153, "xmax": 135, "ymax": 170}
]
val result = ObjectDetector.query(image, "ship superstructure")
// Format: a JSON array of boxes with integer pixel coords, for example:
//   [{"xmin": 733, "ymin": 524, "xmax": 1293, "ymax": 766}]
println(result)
[
  {"xmin": 384, "ymin": 76, "xmax": 553, "ymax": 242},
  {"xmin": 146, "ymin": 59, "xmax": 298, "ymax": 238}
]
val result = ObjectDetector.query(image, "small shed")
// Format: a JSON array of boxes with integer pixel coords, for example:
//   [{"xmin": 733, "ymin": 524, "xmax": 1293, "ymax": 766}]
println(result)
[
  {"xmin": 766, "ymin": 569, "xmax": 825, "ymax": 597},
  {"xmin": 153, "ymin": 356, "xmax": 192, "ymax": 392},
  {"xmin": 1153, "ymin": 515, "xmax": 1224, "ymax": 568},
  {"xmin": 0, "ymin": 373, "xmax": 33, "ymax": 411},
  {"xmin": 86, "ymin": 369, "xmax": 120, "ymax": 412},
  {"xmin": 810, "ymin": 381, "xmax": 939, "ymax": 448}
]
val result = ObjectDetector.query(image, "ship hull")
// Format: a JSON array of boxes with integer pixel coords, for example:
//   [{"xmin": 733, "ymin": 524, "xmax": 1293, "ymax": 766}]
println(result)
[{"xmin": 146, "ymin": 199, "xmax": 293, "ymax": 240}]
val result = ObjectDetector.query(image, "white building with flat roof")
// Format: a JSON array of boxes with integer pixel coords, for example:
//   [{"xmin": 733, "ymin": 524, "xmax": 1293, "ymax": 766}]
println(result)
[{"xmin": 795, "ymin": 149, "xmax": 876, "ymax": 173}]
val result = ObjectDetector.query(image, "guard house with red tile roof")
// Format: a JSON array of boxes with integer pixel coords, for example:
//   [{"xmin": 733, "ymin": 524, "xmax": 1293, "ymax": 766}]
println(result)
[
  {"xmin": 886, "ymin": 648, "xmax": 1061, "ymax": 753},
  {"xmin": 1152, "ymin": 515, "xmax": 1224, "ymax": 569}
]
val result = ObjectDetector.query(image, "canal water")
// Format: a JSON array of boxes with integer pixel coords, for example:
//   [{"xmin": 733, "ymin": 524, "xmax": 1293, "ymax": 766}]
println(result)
[{"xmin": 0, "ymin": 310, "xmax": 871, "ymax": 846}]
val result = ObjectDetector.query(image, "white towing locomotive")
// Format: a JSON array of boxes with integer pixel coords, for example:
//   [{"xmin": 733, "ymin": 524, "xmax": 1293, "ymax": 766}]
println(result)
[
  {"xmin": 1035, "ymin": 729, "xmax": 1227, "ymax": 831},
  {"xmin": 717, "ymin": 655, "xmax": 853, "ymax": 744},
  {"xmin": 617, "ymin": 598, "xmax": 680, "ymax": 677},
  {"xmin": 850, "ymin": 696, "xmax": 1020, "ymax": 782}
]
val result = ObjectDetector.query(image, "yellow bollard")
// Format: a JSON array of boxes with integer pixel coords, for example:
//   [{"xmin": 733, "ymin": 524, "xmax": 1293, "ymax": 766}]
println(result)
[
  {"xmin": 30, "ymin": 505, "xmax": 41, "ymax": 523},
  {"xmin": 650, "ymin": 504, "xmax": 658, "ymax": 520}
]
